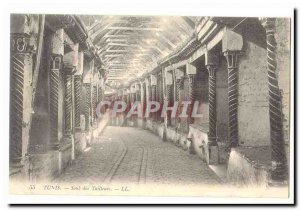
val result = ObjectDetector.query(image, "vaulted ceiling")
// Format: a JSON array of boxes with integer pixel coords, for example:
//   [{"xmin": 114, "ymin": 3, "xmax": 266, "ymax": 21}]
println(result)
[{"xmin": 79, "ymin": 15, "xmax": 199, "ymax": 87}]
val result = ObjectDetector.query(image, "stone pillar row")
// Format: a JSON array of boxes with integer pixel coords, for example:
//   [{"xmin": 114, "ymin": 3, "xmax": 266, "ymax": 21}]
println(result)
[
  {"xmin": 9, "ymin": 15, "xmax": 108, "ymax": 184},
  {"xmin": 112, "ymin": 23, "xmax": 288, "ymax": 184}
]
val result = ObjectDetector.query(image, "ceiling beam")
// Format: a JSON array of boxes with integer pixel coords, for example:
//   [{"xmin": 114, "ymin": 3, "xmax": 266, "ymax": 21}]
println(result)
[
  {"xmin": 108, "ymin": 69, "xmax": 127, "ymax": 71},
  {"xmin": 103, "ymin": 34, "xmax": 129, "ymax": 38},
  {"xmin": 105, "ymin": 38, "xmax": 127, "ymax": 43},
  {"xmin": 106, "ymin": 49, "xmax": 143, "ymax": 53},
  {"xmin": 159, "ymin": 34, "xmax": 176, "ymax": 48},
  {"xmin": 106, "ymin": 50, "xmax": 129, "ymax": 53},
  {"xmin": 104, "ymin": 54, "xmax": 124, "ymax": 57},
  {"xmin": 106, "ymin": 27, "xmax": 163, "ymax": 31},
  {"xmin": 182, "ymin": 16, "xmax": 195, "ymax": 29},
  {"xmin": 108, "ymin": 67, "xmax": 141, "ymax": 71},
  {"xmin": 107, "ymin": 43, "xmax": 139, "ymax": 47}
]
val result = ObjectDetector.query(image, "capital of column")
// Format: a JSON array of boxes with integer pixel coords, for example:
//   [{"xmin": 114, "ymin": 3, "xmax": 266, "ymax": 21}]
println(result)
[
  {"xmin": 64, "ymin": 42, "xmax": 79, "ymax": 75},
  {"xmin": 11, "ymin": 33, "xmax": 37, "ymax": 54},
  {"xmin": 208, "ymin": 137, "xmax": 218, "ymax": 146},
  {"xmin": 175, "ymin": 69, "xmax": 184, "ymax": 80},
  {"xmin": 205, "ymin": 51, "xmax": 219, "ymax": 76},
  {"xmin": 130, "ymin": 85, "xmax": 136, "ymax": 93},
  {"xmin": 51, "ymin": 54, "xmax": 63, "ymax": 70},
  {"xmin": 164, "ymin": 70, "xmax": 173, "ymax": 85},
  {"xmin": 60, "ymin": 15, "xmax": 76, "ymax": 29},
  {"xmin": 187, "ymin": 74, "xmax": 195, "ymax": 84},
  {"xmin": 11, "ymin": 14, "xmax": 39, "ymax": 55},
  {"xmin": 222, "ymin": 30, "xmax": 243, "ymax": 69},
  {"xmin": 259, "ymin": 18, "xmax": 276, "ymax": 33},
  {"xmin": 64, "ymin": 67, "xmax": 77, "ymax": 75},
  {"xmin": 176, "ymin": 78, "xmax": 184, "ymax": 90},
  {"xmin": 223, "ymin": 51, "xmax": 243, "ymax": 69},
  {"xmin": 122, "ymin": 89, "xmax": 128, "ymax": 96},
  {"xmin": 206, "ymin": 65, "xmax": 217, "ymax": 77},
  {"xmin": 150, "ymin": 74, "xmax": 157, "ymax": 86}
]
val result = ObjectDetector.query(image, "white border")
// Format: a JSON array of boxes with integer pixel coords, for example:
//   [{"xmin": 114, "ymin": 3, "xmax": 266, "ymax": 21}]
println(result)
[{"xmin": 0, "ymin": 0, "xmax": 296, "ymax": 206}]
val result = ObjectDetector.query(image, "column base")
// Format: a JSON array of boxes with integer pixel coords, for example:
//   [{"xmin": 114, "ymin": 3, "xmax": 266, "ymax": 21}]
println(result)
[
  {"xmin": 9, "ymin": 160, "xmax": 25, "ymax": 178},
  {"xmin": 75, "ymin": 131, "xmax": 87, "ymax": 155},
  {"xmin": 58, "ymin": 135, "xmax": 74, "ymax": 174},
  {"xmin": 162, "ymin": 126, "xmax": 167, "ymax": 142},
  {"xmin": 206, "ymin": 144, "xmax": 219, "ymax": 165},
  {"xmin": 226, "ymin": 146, "xmax": 279, "ymax": 187},
  {"xmin": 48, "ymin": 143, "xmax": 60, "ymax": 150},
  {"xmin": 187, "ymin": 137, "xmax": 196, "ymax": 154},
  {"xmin": 75, "ymin": 127, "xmax": 82, "ymax": 132}
]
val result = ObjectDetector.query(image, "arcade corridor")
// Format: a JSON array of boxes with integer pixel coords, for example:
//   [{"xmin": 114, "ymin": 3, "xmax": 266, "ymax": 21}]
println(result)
[
  {"xmin": 9, "ymin": 14, "xmax": 290, "ymax": 188},
  {"xmin": 56, "ymin": 126, "xmax": 221, "ymax": 185}
]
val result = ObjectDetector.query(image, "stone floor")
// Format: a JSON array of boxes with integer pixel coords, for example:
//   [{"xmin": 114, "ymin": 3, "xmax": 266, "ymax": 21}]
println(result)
[{"xmin": 56, "ymin": 126, "xmax": 221, "ymax": 186}]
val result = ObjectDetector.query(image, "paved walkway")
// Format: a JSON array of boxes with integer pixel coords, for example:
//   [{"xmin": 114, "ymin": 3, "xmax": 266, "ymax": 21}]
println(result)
[{"xmin": 56, "ymin": 126, "xmax": 221, "ymax": 186}]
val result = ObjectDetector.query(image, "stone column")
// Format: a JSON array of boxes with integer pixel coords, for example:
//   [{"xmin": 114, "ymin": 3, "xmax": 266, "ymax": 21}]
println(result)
[
  {"xmin": 83, "ymin": 83, "xmax": 91, "ymax": 131},
  {"xmin": 152, "ymin": 86, "xmax": 157, "ymax": 120},
  {"xmin": 82, "ymin": 58, "xmax": 93, "ymax": 132},
  {"xmin": 186, "ymin": 63, "xmax": 197, "ymax": 126},
  {"xmin": 204, "ymin": 51, "xmax": 220, "ymax": 164},
  {"xmin": 175, "ymin": 69, "xmax": 184, "ymax": 129},
  {"xmin": 122, "ymin": 89, "xmax": 127, "ymax": 118},
  {"xmin": 139, "ymin": 82, "xmax": 144, "ymax": 113},
  {"xmin": 140, "ymin": 82, "xmax": 147, "ymax": 127},
  {"xmin": 10, "ymin": 21, "xmax": 37, "ymax": 164},
  {"xmin": 144, "ymin": 78, "xmax": 150, "ymax": 122},
  {"xmin": 222, "ymin": 30, "xmax": 243, "ymax": 148},
  {"xmin": 150, "ymin": 75, "xmax": 157, "ymax": 120},
  {"xmin": 63, "ymin": 74, "xmax": 73, "ymax": 135},
  {"xmin": 170, "ymin": 70, "xmax": 177, "ymax": 127},
  {"xmin": 63, "ymin": 42, "xmax": 78, "ymax": 160},
  {"xmin": 135, "ymin": 83, "xmax": 141, "ymax": 125},
  {"xmin": 157, "ymin": 72, "xmax": 164, "ymax": 122},
  {"xmin": 129, "ymin": 84, "xmax": 135, "ymax": 122},
  {"xmin": 135, "ymin": 83, "xmax": 140, "ymax": 102},
  {"xmin": 98, "ymin": 78, "xmax": 104, "ymax": 104},
  {"xmin": 126, "ymin": 88, "xmax": 131, "ymax": 109},
  {"xmin": 98, "ymin": 86, "xmax": 102, "ymax": 103},
  {"xmin": 145, "ymin": 78, "xmax": 150, "ymax": 115},
  {"xmin": 89, "ymin": 61, "xmax": 95, "ymax": 125},
  {"xmin": 92, "ymin": 84, "xmax": 97, "ymax": 122},
  {"xmin": 74, "ymin": 51, "xmax": 83, "ymax": 131},
  {"xmin": 49, "ymin": 29, "xmax": 64, "ymax": 149},
  {"xmin": 74, "ymin": 75, "xmax": 82, "ymax": 130},
  {"xmin": 129, "ymin": 84, "xmax": 134, "ymax": 104},
  {"xmin": 165, "ymin": 70, "xmax": 173, "ymax": 126},
  {"xmin": 123, "ymin": 89, "xmax": 129, "ymax": 121},
  {"xmin": 205, "ymin": 51, "xmax": 219, "ymax": 146},
  {"xmin": 175, "ymin": 78, "xmax": 183, "ymax": 102},
  {"xmin": 260, "ymin": 18, "xmax": 287, "ymax": 182}
]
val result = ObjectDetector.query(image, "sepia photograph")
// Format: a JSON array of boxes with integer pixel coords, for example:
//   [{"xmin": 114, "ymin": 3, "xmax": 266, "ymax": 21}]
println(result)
[{"xmin": 5, "ymin": 1, "xmax": 295, "ymax": 204}]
